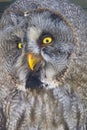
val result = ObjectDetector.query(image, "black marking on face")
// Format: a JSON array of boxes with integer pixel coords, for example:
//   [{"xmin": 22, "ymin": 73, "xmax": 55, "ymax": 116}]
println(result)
[
  {"xmin": 50, "ymin": 13, "xmax": 62, "ymax": 23},
  {"xmin": 25, "ymin": 70, "xmax": 43, "ymax": 89}
]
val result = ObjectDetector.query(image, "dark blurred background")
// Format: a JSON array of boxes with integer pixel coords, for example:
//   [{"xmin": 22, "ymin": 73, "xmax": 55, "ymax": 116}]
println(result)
[{"xmin": 0, "ymin": 0, "xmax": 87, "ymax": 18}]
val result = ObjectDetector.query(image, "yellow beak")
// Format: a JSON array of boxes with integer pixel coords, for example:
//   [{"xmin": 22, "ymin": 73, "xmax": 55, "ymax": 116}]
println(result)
[{"xmin": 27, "ymin": 53, "xmax": 42, "ymax": 71}]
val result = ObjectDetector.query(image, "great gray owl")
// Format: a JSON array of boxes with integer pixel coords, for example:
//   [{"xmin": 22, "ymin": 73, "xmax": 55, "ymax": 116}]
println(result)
[{"xmin": 0, "ymin": 0, "xmax": 87, "ymax": 130}]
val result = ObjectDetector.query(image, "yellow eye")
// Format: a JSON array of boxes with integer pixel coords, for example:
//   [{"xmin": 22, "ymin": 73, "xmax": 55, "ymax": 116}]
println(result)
[
  {"xmin": 17, "ymin": 43, "xmax": 23, "ymax": 49},
  {"xmin": 43, "ymin": 37, "xmax": 53, "ymax": 44}
]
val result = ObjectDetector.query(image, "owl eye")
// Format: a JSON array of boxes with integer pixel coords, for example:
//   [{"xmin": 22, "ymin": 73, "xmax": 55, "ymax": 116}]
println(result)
[
  {"xmin": 17, "ymin": 42, "xmax": 23, "ymax": 49},
  {"xmin": 43, "ymin": 37, "xmax": 53, "ymax": 44}
]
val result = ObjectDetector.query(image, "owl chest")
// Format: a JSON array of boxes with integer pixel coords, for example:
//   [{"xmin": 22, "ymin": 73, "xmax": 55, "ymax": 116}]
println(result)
[
  {"xmin": 4, "ymin": 90, "xmax": 65, "ymax": 130},
  {"xmin": 3, "ymin": 88, "xmax": 85, "ymax": 130}
]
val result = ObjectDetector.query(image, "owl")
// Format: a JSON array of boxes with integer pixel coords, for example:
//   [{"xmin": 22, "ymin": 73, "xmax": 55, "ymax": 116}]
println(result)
[{"xmin": 0, "ymin": 0, "xmax": 87, "ymax": 130}]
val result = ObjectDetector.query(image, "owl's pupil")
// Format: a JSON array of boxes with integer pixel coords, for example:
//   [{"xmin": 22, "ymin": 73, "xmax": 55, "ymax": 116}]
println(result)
[{"xmin": 46, "ymin": 40, "xmax": 49, "ymax": 43}]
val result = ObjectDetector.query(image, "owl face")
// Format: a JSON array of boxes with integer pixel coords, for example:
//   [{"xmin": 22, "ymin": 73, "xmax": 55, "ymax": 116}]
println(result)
[
  {"xmin": 24, "ymin": 10, "xmax": 76, "ymax": 89},
  {"xmin": 1, "ymin": 10, "xmax": 76, "ymax": 90}
]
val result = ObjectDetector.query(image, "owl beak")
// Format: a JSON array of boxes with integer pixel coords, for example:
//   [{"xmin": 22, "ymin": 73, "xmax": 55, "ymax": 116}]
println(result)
[{"xmin": 27, "ymin": 53, "xmax": 42, "ymax": 71}]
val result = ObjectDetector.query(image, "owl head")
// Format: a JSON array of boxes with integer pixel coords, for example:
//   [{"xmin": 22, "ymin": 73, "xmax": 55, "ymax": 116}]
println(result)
[{"xmin": 0, "ymin": 9, "xmax": 78, "ymax": 90}]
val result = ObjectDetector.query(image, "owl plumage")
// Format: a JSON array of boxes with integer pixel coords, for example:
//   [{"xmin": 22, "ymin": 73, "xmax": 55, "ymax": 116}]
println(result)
[{"xmin": 0, "ymin": 0, "xmax": 87, "ymax": 130}]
